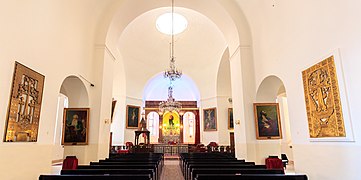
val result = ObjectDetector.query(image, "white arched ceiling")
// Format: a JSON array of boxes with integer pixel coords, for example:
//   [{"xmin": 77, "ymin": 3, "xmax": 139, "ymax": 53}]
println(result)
[
  {"xmin": 118, "ymin": 6, "xmax": 227, "ymax": 99},
  {"xmin": 143, "ymin": 73, "xmax": 200, "ymax": 102},
  {"xmin": 102, "ymin": 0, "xmax": 248, "ymax": 100},
  {"xmin": 256, "ymin": 75, "xmax": 286, "ymax": 102},
  {"xmin": 60, "ymin": 75, "xmax": 89, "ymax": 107}
]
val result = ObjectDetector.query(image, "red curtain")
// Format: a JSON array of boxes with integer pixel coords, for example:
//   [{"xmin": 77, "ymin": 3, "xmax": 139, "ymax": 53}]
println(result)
[{"xmin": 195, "ymin": 110, "xmax": 200, "ymax": 144}]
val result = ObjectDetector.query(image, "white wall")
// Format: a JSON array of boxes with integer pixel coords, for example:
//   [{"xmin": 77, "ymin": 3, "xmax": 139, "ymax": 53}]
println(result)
[
  {"xmin": 0, "ymin": 1, "xmax": 116, "ymax": 179},
  {"xmin": 240, "ymin": 0, "xmax": 361, "ymax": 179}
]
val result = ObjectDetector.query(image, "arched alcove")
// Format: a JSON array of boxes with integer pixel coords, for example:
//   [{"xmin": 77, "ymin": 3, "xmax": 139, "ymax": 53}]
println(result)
[
  {"xmin": 60, "ymin": 76, "xmax": 89, "ymax": 107},
  {"xmin": 255, "ymin": 75, "xmax": 294, "ymax": 165},
  {"xmin": 56, "ymin": 75, "xmax": 90, "ymax": 164}
]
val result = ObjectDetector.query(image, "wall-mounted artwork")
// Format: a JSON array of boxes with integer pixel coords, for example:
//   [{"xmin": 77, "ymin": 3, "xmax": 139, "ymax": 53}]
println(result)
[
  {"xmin": 253, "ymin": 103, "xmax": 282, "ymax": 139},
  {"xmin": 62, "ymin": 108, "xmax": 89, "ymax": 145},
  {"xmin": 126, "ymin": 105, "xmax": 140, "ymax": 128},
  {"xmin": 3, "ymin": 62, "xmax": 45, "ymax": 142},
  {"xmin": 302, "ymin": 55, "xmax": 346, "ymax": 138},
  {"xmin": 203, "ymin": 108, "xmax": 217, "ymax": 131},
  {"xmin": 228, "ymin": 108, "xmax": 234, "ymax": 130}
]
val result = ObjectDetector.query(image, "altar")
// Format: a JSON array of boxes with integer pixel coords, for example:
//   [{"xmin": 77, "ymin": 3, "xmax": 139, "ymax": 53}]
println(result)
[{"xmin": 153, "ymin": 144, "xmax": 188, "ymax": 155}]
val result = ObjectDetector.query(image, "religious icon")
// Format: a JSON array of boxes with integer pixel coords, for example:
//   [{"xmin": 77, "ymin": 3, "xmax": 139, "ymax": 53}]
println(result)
[
  {"xmin": 62, "ymin": 108, "xmax": 89, "ymax": 145},
  {"xmin": 3, "ymin": 62, "xmax": 45, "ymax": 142},
  {"xmin": 302, "ymin": 55, "xmax": 346, "ymax": 138},
  {"xmin": 203, "ymin": 108, "xmax": 217, "ymax": 131},
  {"xmin": 254, "ymin": 103, "xmax": 282, "ymax": 139},
  {"xmin": 126, "ymin": 105, "xmax": 140, "ymax": 128},
  {"xmin": 228, "ymin": 108, "xmax": 234, "ymax": 130}
]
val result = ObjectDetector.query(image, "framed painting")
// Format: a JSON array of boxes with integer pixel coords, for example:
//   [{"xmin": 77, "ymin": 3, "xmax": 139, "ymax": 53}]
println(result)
[
  {"xmin": 253, "ymin": 103, "xmax": 282, "ymax": 139},
  {"xmin": 3, "ymin": 61, "xmax": 45, "ymax": 142},
  {"xmin": 62, "ymin": 108, "xmax": 89, "ymax": 145},
  {"xmin": 126, "ymin": 105, "xmax": 140, "ymax": 129},
  {"xmin": 228, "ymin": 108, "xmax": 234, "ymax": 130},
  {"xmin": 203, "ymin": 108, "xmax": 217, "ymax": 131}
]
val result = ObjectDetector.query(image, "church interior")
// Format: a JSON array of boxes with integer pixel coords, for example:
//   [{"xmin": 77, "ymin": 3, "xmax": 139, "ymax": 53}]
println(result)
[{"xmin": 1, "ymin": 0, "xmax": 361, "ymax": 179}]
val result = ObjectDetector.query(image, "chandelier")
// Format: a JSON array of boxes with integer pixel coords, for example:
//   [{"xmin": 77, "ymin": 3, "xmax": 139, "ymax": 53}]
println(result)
[
  {"xmin": 159, "ymin": 0, "xmax": 182, "ymax": 114},
  {"xmin": 159, "ymin": 85, "xmax": 182, "ymax": 114},
  {"xmin": 163, "ymin": 0, "xmax": 182, "ymax": 81}
]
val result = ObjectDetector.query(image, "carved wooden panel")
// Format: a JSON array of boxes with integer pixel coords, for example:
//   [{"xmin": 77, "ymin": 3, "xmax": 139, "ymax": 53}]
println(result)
[
  {"xmin": 302, "ymin": 56, "xmax": 345, "ymax": 138},
  {"xmin": 4, "ymin": 62, "xmax": 45, "ymax": 142}
]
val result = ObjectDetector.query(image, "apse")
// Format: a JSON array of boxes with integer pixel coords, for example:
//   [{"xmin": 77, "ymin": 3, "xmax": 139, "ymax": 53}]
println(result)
[{"xmin": 142, "ymin": 73, "xmax": 200, "ymax": 102}]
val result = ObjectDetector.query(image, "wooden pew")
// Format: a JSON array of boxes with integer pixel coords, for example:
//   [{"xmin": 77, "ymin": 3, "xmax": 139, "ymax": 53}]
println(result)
[
  {"xmin": 39, "ymin": 174, "xmax": 152, "ymax": 180},
  {"xmin": 190, "ymin": 168, "xmax": 284, "ymax": 180},
  {"xmin": 61, "ymin": 169, "xmax": 155, "ymax": 180},
  {"xmin": 185, "ymin": 163, "xmax": 263, "ymax": 180},
  {"xmin": 194, "ymin": 174, "xmax": 308, "ymax": 180},
  {"xmin": 77, "ymin": 164, "xmax": 159, "ymax": 180}
]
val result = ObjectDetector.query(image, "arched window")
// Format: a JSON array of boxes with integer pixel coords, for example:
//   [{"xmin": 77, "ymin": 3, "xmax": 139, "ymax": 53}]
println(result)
[
  {"xmin": 147, "ymin": 112, "xmax": 159, "ymax": 142},
  {"xmin": 183, "ymin": 112, "xmax": 195, "ymax": 144}
]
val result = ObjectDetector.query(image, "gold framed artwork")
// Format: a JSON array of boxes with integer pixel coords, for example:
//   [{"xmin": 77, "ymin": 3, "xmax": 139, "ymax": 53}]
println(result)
[
  {"xmin": 302, "ymin": 55, "xmax": 346, "ymax": 138},
  {"xmin": 228, "ymin": 108, "xmax": 234, "ymax": 130},
  {"xmin": 3, "ymin": 62, "xmax": 45, "ymax": 142},
  {"xmin": 253, "ymin": 103, "xmax": 282, "ymax": 140},
  {"xmin": 62, "ymin": 108, "xmax": 89, "ymax": 145},
  {"xmin": 203, "ymin": 107, "xmax": 217, "ymax": 131},
  {"xmin": 126, "ymin": 105, "xmax": 140, "ymax": 129}
]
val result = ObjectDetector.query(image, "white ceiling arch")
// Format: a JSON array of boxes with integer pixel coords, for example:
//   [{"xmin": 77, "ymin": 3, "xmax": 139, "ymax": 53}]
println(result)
[{"xmin": 105, "ymin": 0, "xmax": 251, "ymax": 99}]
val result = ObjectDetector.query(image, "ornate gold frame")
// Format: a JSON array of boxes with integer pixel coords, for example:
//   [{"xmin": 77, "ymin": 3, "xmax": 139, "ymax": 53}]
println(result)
[
  {"xmin": 203, "ymin": 107, "xmax": 217, "ymax": 131},
  {"xmin": 126, "ymin": 105, "xmax": 140, "ymax": 129},
  {"xmin": 253, "ymin": 103, "xmax": 282, "ymax": 140},
  {"xmin": 3, "ymin": 62, "xmax": 45, "ymax": 142},
  {"xmin": 302, "ymin": 55, "xmax": 345, "ymax": 138},
  {"xmin": 62, "ymin": 108, "xmax": 89, "ymax": 145}
]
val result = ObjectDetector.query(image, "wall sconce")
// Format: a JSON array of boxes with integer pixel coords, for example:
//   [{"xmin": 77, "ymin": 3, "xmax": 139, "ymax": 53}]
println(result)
[{"xmin": 235, "ymin": 119, "xmax": 240, "ymax": 125}]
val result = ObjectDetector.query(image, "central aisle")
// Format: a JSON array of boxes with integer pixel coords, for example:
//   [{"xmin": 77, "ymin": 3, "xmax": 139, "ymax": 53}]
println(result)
[{"xmin": 160, "ymin": 159, "xmax": 184, "ymax": 180}]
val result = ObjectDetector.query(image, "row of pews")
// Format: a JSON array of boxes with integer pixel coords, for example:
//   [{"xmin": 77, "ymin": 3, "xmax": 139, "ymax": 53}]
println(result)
[
  {"xmin": 39, "ymin": 153, "xmax": 163, "ymax": 180},
  {"xmin": 180, "ymin": 153, "xmax": 308, "ymax": 180}
]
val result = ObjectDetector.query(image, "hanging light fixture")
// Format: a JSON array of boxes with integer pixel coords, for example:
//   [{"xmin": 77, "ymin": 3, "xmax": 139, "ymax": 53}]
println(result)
[
  {"xmin": 163, "ymin": 0, "xmax": 182, "ymax": 81},
  {"xmin": 159, "ymin": 0, "xmax": 182, "ymax": 114}
]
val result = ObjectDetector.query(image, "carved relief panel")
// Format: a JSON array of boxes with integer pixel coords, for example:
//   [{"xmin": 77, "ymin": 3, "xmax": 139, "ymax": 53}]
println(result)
[
  {"xmin": 302, "ymin": 56, "xmax": 345, "ymax": 138},
  {"xmin": 4, "ymin": 62, "xmax": 45, "ymax": 142}
]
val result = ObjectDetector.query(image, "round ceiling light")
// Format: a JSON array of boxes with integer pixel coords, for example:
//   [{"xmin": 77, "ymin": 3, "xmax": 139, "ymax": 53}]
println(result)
[{"xmin": 156, "ymin": 13, "xmax": 188, "ymax": 35}]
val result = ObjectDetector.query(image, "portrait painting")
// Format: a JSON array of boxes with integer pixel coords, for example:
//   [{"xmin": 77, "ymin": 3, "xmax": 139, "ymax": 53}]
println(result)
[
  {"xmin": 253, "ymin": 103, "xmax": 282, "ymax": 139},
  {"xmin": 62, "ymin": 108, "xmax": 89, "ymax": 145},
  {"xmin": 302, "ymin": 55, "xmax": 346, "ymax": 138},
  {"xmin": 4, "ymin": 62, "xmax": 45, "ymax": 142},
  {"xmin": 126, "ymin": 105, "xmax": 140, "ymax": 128},
  {"xmin": 203, "ymin": 108, "xmax": 217, "ymax": 131},
  {"xmin": 228, "ymin": 108, "xmax": 234, "ymax": 130}
]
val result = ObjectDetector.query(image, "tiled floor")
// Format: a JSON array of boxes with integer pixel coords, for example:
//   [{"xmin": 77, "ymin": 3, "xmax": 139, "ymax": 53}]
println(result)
[{"xmin": 161, "ymin": 160, "xmax": 184, "ymax": 180}]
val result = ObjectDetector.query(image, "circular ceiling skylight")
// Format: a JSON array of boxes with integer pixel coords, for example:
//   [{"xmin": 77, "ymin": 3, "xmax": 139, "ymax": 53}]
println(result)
[{"xmin": 156, "ymin": 13, "xmax": 188, "ymax": 35}]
